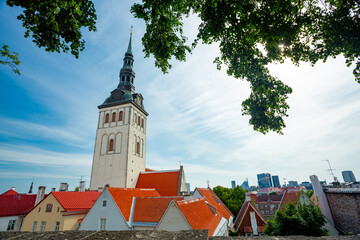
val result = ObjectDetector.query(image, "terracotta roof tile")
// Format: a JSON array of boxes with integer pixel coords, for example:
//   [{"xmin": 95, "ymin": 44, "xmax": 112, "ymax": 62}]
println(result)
[
  {"xmin": 279, "ymin": 191, "xmax": 302, "ymax": 209},
  {"xmin": 136, "ymin": 170, "xmax": 180, "ymax": 196},
  {"xmin": 176, "ymin": 197, "xmax": 222, "ymax": 236},
  {"xmin": 1, "ymin": 189, "xmax": 18, "ymax": 195},
  {"xmin": 52, "ymin": 191, "xmax": 101, "ymax": 212},
  {"xmin": 133, "ymin": 197, "xmax": 183, "ymax": 222},
  {"xmin": 196, "ymin": 188, "xmax": 234, "ymax": 220},
  {"xmin": 0, "ymin": 194, "xmax": 37, "ymax": 217},
  {"xmin": 107, "ymin": 187, "xmax": 160, "ymax": 221}
]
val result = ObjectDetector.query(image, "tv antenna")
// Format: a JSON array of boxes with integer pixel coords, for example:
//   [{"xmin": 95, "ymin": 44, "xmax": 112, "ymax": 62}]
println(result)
[{"xmin": 324, "ymin": 159, "xmax": 338, "ymax": 182}]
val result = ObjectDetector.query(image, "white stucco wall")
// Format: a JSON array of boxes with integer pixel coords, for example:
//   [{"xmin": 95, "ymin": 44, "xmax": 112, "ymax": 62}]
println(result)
[
  {"xmin": 156, "ymin": 201, "xmax": 191, "ymax": 231},
  {"xmin": 0, "ymin": 216, "xmax": 21, "ymax": 232},
  {"xmin": 213, "ymin": 217, "xmax": 228, "ymax": 236},
  {"xmin": 78, "ymin": 189, "xmax": 130, "ymax": 231},
  {"xmin": 90, "ymin": 103, "xmax": 146, "ymax": 190}
]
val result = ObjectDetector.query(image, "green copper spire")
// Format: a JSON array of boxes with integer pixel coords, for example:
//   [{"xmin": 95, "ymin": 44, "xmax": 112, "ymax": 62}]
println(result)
[{"xmin": 126, "ymin": 26, "xmax": 133, "ymax": 56}]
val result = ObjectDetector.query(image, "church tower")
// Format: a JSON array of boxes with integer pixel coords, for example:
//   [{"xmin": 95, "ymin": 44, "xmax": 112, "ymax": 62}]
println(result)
[{"xmin": 90, "ymin": 33, "xmax": 148, "ymax": 190}]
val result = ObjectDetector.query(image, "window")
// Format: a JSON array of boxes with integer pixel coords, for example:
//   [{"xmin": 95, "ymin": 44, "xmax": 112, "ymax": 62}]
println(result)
[
  {"xmin": 54, "ymin": 222, "xmax": 60, "ymax": 232},
  {"xmin": 105, "ymin": 113, "xmax": 109, "ymax": 123},
  {"xmin": 32, "ymin": 221, "xmax": 37, "ymax": 232},
  {"xmin": 45, "ymin": 203, "xmax": 53, "ymax": 212},
  {"xmin": 119, "ymin": 111, "xmax": 123, "ymax": 121},
  {"xmin": 100, "ymin": 218, "xmax": 106, "ymax": 230},
  {"xmin": 103, "ymin": 200, "xmax": 107, "ymax": 207},
  {"xmin": 138, "ymin": 116, "xmax": 140, "ymax": 125},
  {"xmin": 122, "ymin": 76, "xmax": 125, "ymax": 82},
  {"xmin": 136, "ymin": 142, "xmax": 140, "ymax": 154},
  {"xmin": 57, "ymin": 207, "xmax": 60, "ymax": 212},
  {"xmin": 112, "ymin": 112, "xmax": 116, "ymax": 122},
  {"xmin": 7, "ymin": 220, "xmax": 16, "ymax": 231},
  {"xmin": 134, "ymin": 113, "xmax": 137, "ymax": 123},
  {"xmin": 126, "ymin": 76, "xmax": 130, "ymax": 82},
  {"xmin": 109, "ymin": 139, "xmax": 114, "ymax": 151},
  {"xmin": 131, "ymin": 78, "xmax": 134, "ymax": 84},
  {"xmin": 40, "ymin": 221, "xmax": 46, "ymax": 232},
  {"xmin": 141, "ymin": 119, "xmax": 144, "ymax": 127},
  {"xmin": 38, "ymin": 207, "xmax": 41, "ymax": 212}
]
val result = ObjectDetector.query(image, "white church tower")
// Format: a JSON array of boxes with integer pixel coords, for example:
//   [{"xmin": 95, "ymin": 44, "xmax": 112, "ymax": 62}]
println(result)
[{"xmin": 90, "ymin": 33, "xmax": 148, "ymax": 190}]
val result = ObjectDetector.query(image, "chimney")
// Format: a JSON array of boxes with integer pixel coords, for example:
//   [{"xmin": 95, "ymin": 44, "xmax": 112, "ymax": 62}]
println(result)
[
  {"xmin": 79, "ymin": 181, "xmax": 86, "ymax": 192},
  {"xmin": 35, "ymin": 186, "xmax": 46, "ymax": 206},
  {"xmin": 59, "ymin": 183, "xmax": 68, "ymax": 191},
  {"xmin": 98, "ymin": 187, "xmax": 103, "ymax": 192},
  {"xmin": 245, "ymin": 192, "xmax": 251, "ymax": 202},
  {"xmin": 51, "ymin": 188, "xmax": 56, "ymax": 192},
  {"xmin": 11, "ymin": 187, "xmax": 15, "ymax": 191}
]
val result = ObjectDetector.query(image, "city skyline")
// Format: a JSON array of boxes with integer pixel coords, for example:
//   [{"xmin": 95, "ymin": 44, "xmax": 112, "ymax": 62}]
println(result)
[{"xmin": 0, "ymin": 1, "xmax": 360, "ymax": 193}]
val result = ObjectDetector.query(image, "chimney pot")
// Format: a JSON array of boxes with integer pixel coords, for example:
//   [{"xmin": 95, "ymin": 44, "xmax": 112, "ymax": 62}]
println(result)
[{"xmin": 35, "ymin": 186, "xmax": 46, "ymax": 206}]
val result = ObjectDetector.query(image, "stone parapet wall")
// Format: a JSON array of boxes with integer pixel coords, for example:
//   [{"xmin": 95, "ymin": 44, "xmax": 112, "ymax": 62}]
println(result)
[{"xmin": 1, "ymin": 231, "xmax": 360, "ymax": 240}]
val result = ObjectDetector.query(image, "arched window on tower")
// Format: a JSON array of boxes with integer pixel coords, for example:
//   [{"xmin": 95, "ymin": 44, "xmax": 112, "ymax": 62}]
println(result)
[
  {"xmin": 119, "ymin": 111, "xmax": 123, "ymax": 121},
  {"xmin": 138, "ymin": 116, "xmax": 140, "ymax": 125},
  {"xmin": 134, "ymin": 113, "xmax": 137, "ymax": 124},
  {"xmin": 122, "ymin": 76, "xmax": 125, "ymax": 82},
  {"xmin": 109, "ymin": 139, "xmax": 114, "ymax": 151},
  {"xmin": 127, "ymin": 76, "xmax": 130, "ymax": 82},
  {"xmin": 136, "ymin": 141, "xmax": 140, "ymax": 154},
  {"xmin": 105, "ymin": 113, "xmax": 109, "ymax": 123},
  {"xmin": 112, "ymin": 112, "xmax": 116, "ymax": 122},
  {"xmin": 141, "ymin": 119, "xmax": 144, "ymax": 128},
  {"xmin": 131, "ymin": 78, "xmax": 134, "ymax": 84}
]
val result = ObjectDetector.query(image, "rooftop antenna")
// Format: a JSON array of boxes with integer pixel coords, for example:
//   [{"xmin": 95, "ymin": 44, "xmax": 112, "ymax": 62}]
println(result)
[
  {"xmin": 206, "ymin": 179, "xmax": 210, "ymax": 188},
  {"xmin": 324, "ymin": 159, "xmax": 338, "ymax": 182}
]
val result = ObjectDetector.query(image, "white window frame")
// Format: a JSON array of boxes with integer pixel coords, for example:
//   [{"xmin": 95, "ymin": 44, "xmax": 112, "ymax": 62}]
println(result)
[
  {"xmin": 54, "ymin": 221, "xmax": 60, "ymax": 231},
  {"xmin": 40, "ymin": 221, "xmax": 46, "ymax": 232},
  {"xmin": 7, "ymin": 219, "xmax": 16, "ymax": 231},
  {"xmin": 32, "ymin": 221, "xmax": 37, "ymax": 232},
  {"xmin": 100, "ymin": 218, "xmax": 106, "ymax": 230}
]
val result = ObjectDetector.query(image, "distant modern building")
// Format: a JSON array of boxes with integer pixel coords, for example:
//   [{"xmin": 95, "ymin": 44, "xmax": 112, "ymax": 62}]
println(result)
[
  {"xmin": 288, "ymin": 181, "xmax": 298, "ymax": 187},
  {"xmin": 231, "ymin": 180, "xmax": 236, "ymax": 189},
  {"xmin": 257, "ymin": 173, "xmax": 272, "ymax": 189},
  {"xmin": 272, "ymin": 175, "xmax": 280, "ymax": 188},
  {"xmin": 342, "ymin": 171, "xmax": 356, "ymax": 183},
  {"xmin": 300, "ymin": 181, "xmax": 313, "ymax": 190},
  {"xmin": 186, "ymin": 183, "xmax": 191, "ymax": 194},
  {"xmin": 240, "ymin": 180, "xmax": 249, "ymax": 190}
]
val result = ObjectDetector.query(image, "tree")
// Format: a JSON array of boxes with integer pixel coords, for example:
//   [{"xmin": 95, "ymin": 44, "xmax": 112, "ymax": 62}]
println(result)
[
  {"xmin": 131, "ymin": 0, "xmax": 360, "ymax": 134},
  {"xmin": 264, "ymin": 202, "xmax": 328, "ymax": 236},
  {"xmin": 3, "ymin": 0, "xmax": 97, "ymax": 75},
  {"xmin": 213, "ymin": 185, "xmax": 246, "ymax": 216},
  {"xmin": 0, "ymin": 44, "xmax": 21, "ymax": 75}
]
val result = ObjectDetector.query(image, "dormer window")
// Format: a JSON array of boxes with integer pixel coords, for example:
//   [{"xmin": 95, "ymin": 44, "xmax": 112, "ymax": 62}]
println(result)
[{"xmin": 105, "ymin": 114, "xmax": 109, "ymax": 123}]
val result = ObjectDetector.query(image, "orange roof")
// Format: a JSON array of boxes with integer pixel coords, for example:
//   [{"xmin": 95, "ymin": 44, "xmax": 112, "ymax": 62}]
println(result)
[
  {"xmin": 136, "ymin": 170, "xmax": 180, "ymax": 196},
  {"xmin": 133, "ymin": 197, "xmax": 183, "ymax": 222},
  {"xmin": 196, "ymin": 188, "xmax": 234, "ymax": 220},
  {"xmin": 176, "ymin": 197, "xmax": 222, "ymax": 236},
  {"xmin": 107, "ymin": 187, "xmax": 159, "ymax": 221},
  {"xmin": 52, "ymin": 191, "xmax": 101, "ymax": 212},
  {"xmin": 145, "ymin": 168, "xmax": 154, "ymax": 172},
  {"xmin": 279, "ymin": 191, "xmax": 301, "ymax": 209},
  {"xmin": 1, "ymin": 189, "xmax": 18, "ymax": 195}
]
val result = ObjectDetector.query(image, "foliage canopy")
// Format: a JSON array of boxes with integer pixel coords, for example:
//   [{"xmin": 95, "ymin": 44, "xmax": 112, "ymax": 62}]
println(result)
[
  {"xmin": 213, "ymin": 185, "xmax": 246, "ymax": 216},
  {"xmin": 6, "ymin": 0, "xmax": 97, "ymax": 58},
  {"xmin": 0, "ymin": 44, "xmax": 21, "ymax": 75},
  {"xmin": 264, "ymin": 201, "xmax": 328, "ymax": 236},
  {"xmin": 131, "ymin": 0, "xmax": 360, "ymax": 134}
]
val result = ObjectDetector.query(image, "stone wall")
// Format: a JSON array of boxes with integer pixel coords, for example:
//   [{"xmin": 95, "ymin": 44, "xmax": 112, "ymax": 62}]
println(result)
[
  {"xmin": 1, "ymin": 231, "xmax": 360, "ymax": 240},
  {"xmin": 325, "ymin": 189, "xmax": 360, "ymax": 235}
]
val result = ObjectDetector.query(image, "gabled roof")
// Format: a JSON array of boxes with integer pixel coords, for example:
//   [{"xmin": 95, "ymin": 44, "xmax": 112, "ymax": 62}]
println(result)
[
  {"xmin": 52, "ymin": 191, "xmax": 101, "ymax": 212},
  {"xmin": 1, "ymin": 189, "xmax": 18, "ymax": 195},
  {"xmin": 175, "ymin": 197, "xmax": 223, "ymax": 236},
  {"xmin": 133, "ymin": 196, "xmax": 183, "ymax": 223},
  {"xmin": 234, "ymin": 200, "xmax": 266, "ymax": 233},
  {"xmin": 0, "ymin": 194, "xmax": 37, "ymax": 217},
  {"xmin": 279, "ymin": 190, "xmax": 302, "ymax": 209},
  {"xmin": 257, "ymin": 194, "xmax": 283, "ymax": 203},
  {"xmin": 107, "ymin": 187, "xmax": 159, "ymax": 221},
  {"xmin": 136, "ymin": 170, "xmax": 180, "ymax": 196},
  {"xmin": 195, "ymin": 188, "xmax": 234, "ymax": 220}
]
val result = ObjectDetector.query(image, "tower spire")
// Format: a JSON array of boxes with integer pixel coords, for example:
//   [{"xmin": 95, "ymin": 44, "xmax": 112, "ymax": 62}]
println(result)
[{"xmin": 126, "ymin": 26, "xmax": 133, "ymax": 55}]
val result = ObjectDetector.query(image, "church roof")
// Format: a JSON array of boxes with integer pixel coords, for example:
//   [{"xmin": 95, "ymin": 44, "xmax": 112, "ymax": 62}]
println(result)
[
  {"xmin": 195, "ymin": 187, "xmax": 234, "ymax": 220},
  {"xmin": 107, "ymin": 187, "xmax": 159, "ymax": 221},
  {"xmin": 136, "ymin": 170, "xmax": 180, "ymax": 196},
  {"xmin": 52, "ymin": 191, "xmax": 101, "ymax": 212},
  {"xmin": 175, "ymin": 197, "xmax": 223, "ymax": 236},
  {"xmin": 0, "ymin": 193, "xmax": 37, "ymax": 217}
]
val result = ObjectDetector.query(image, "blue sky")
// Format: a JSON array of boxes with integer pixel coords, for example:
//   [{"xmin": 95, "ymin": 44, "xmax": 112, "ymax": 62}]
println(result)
[{"xmin": 0, "ymin": 1, "xmax": 359, "ymax": 194}]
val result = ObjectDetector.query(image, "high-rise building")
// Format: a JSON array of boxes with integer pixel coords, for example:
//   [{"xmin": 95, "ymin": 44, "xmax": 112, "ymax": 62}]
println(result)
[
  {"xmin": 342, "ymin": 171, "xmax": 356, "ymax": 183},
  {"xmin": 288, "ymin": 181, "xmax": 299, "ymax": 187},
  {"xmin": 90, "ymin": 34, "xmax": 148, "ymax": 190},
  {"xmin": 231, "ymin": 180, "xmax": 236, "ymax": 189},
  {"xmin": 272, "ymin": 175, "xmax": 280, "ymax": 187},
  {"xmin": 257, "ymin": 173, "xmax": 272, "ymax": 188},
  {"xmin": 241, "ymin": 179, "xmax": 249, "ymax": 190}
]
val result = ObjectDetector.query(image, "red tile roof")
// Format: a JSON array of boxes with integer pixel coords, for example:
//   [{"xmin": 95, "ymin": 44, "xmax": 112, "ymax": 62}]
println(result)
[
  {"xmin": 52, "ymin": 191, "xmax": 101, "ymax": 212},
  {"xmin": 107, "ymin": 187, "xmax": 160, "ymax": 221},
  {"xmin": 196, "ymin": 188, "xmax": 234, "ymax": 220},
  {"xmin": 136, "ymin": 170, "xmax": 180, "ymax": 196},
  {"xmin": 234, "ymin": 200, "xmax": 266, "ymax": 235},
  {"xmin": 133, "ymin": 197, "xmax": 183, "ymax": 223},
  {"xmin": 1, "ymin": 189, "xmax": 18, "ymax": 195},
  {"xmin": 0, "ymin": 194, "xmax": 37, "ymax": 217},
  {"xmin": 279, "ymin": 191, "xmax": 302, "ymax": 209},
  {"xmin": 176, "ymin": 197, "xmax": 222, "ymax": 236}
]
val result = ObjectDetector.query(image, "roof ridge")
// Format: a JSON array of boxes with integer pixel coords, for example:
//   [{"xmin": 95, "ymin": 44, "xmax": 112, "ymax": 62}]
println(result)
[{"xmin": 140, "ymin": 169, "xmax": 180, "ymax": 174}]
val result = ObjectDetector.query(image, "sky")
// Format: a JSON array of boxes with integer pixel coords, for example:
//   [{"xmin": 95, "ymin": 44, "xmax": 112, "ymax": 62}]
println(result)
[{"xmin": 0, "ymin": 1, "xmax": 359, "ymax": 194}]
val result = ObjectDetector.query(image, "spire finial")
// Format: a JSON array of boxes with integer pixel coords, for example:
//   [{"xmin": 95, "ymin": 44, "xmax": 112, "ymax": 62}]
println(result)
[{"xmin": 126, "ymin": 26, "xmax": 133, "ymax": 55}]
